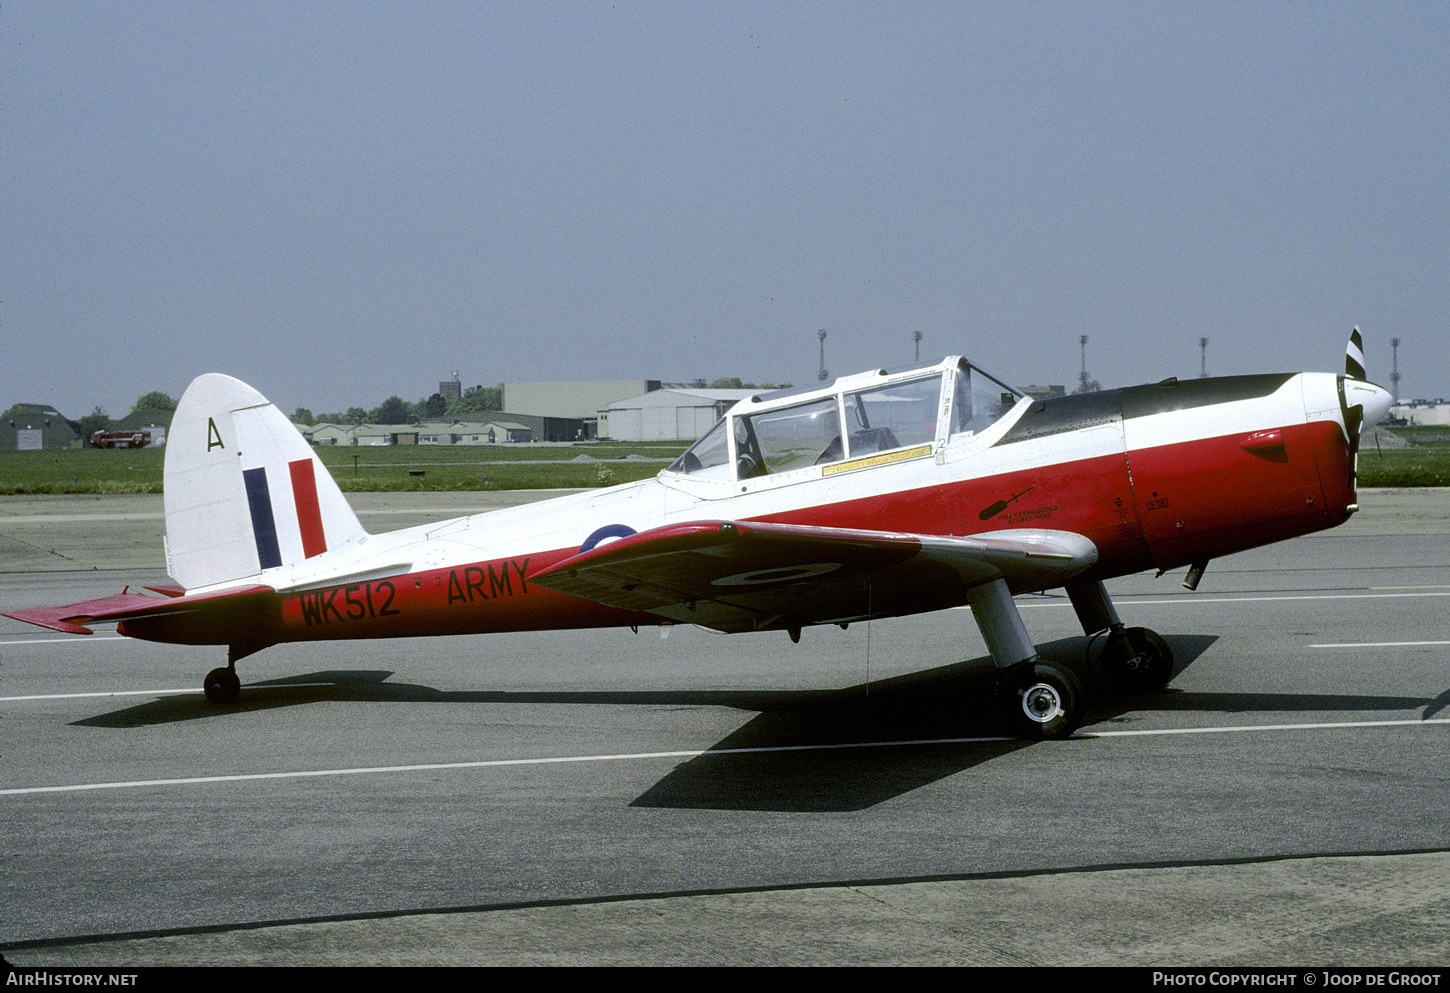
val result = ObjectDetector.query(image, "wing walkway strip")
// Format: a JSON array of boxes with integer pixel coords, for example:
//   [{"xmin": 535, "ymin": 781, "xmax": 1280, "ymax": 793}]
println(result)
[{"xmin": 4, "ymin": 718, "xmax": 1445, "ymax": 796}]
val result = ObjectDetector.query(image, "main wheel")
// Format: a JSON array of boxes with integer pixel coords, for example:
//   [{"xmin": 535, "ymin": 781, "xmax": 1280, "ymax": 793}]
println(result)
[
  {"xmin": 203, "ymin": 667, "xmax": 241, "ymax": 705},
  {"xmin": 1002, "ymin": 662, "xmax": 1084, "ymax": 740},
  {"xmin": 1100, "ymin": 627, "xmax": 1175, "ymax": 692}
]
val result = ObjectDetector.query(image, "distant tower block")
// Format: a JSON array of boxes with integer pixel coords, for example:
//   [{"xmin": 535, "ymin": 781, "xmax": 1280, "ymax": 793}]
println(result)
[
  {"xmin": 817, "ymin": 329, "xmax": 829, "ymax": 382},
  {"xmin": 1200, "ymin": 337, "xmax": 1209, "ymax": 379},
  {"xmin": 1391, "ymin": 337, "xmax": 1401, "ymax": 402},
  {"xmin": 439, "ymin": 371, "xmax": 462, "ymax": 400}
]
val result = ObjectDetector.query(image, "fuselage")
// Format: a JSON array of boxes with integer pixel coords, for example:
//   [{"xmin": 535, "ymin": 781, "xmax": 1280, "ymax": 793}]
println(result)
[{"xmin": 119, "ymin": 358, "xmax": 1381, "ymax": 648}]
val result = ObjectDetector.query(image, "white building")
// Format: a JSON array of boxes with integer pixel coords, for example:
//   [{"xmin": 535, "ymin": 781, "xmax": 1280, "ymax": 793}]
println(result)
[
  {"xmin": 416, "ymin": 420, "xmax": 532, "ymax": 444},
  {"xmin": 306, "ymin": 423, "xmax": 417, "ymax": 446},
  {"xmin": 603, "ymin": 388, "xmax": 756, "ymax": 441},
  {"xmin": 1389, "ymin": 400, "xmax": 1450, "ymax": 426}
]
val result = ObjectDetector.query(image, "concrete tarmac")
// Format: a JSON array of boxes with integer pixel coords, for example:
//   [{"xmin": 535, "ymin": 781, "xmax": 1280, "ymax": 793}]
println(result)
[
  {"xmin": 2, "ymin": 488, "xmax": 1448, "ymax": 967},
  {"xmin": 10, "ymin": 852, "xmax": 1450, "ymax": 967}
]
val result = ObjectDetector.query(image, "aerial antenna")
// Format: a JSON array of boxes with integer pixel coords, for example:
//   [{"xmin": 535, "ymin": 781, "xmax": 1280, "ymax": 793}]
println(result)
[
  {"xmin": 817, "ymin": 329, "xmax": 829, "ymax": 381},
  {"xmin": 914, "ymin": 330, "xmax": 923, "ymax": 363},
  {"xmin": 1390, "ymin": 337, "xmax": 1401, "ymax": 402},
  {"xmin": 1199, "ymin": 337, "xmax": 1209, "ymax": 378},
  {"xmin": 1078, "ymin": 335, "xmax": 1091, "ymax": 392}
]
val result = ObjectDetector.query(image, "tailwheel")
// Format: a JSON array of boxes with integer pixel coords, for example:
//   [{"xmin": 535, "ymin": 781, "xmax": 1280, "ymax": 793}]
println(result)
[
  {"xmin": 1100, "ymin": 626, "xmax": 1175, "ymax": 692},
  {"xmin": 203, "ymin": 667, "xmax": 241, "ymax": 705},
  {"xmin": 1002, "ymin": 662, "xmax": 1084, "ymax": 740}
]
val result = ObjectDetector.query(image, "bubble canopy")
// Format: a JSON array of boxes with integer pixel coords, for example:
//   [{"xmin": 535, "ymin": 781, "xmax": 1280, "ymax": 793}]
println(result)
[{"xmin": 665, "ymin": 356, "xmax": 1022, "ymax": 482}]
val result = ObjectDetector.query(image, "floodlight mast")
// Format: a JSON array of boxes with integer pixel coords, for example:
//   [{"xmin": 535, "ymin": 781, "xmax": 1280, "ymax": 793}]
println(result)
[{"xmin": 1391, "ymin": 337, "xmax": 1401, "ymax": 402}]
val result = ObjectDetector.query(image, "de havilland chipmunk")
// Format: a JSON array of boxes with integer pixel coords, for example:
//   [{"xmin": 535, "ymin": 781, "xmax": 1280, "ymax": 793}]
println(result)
[{"xmin": 6, "ymin": 331, "xmax": 1394, "ymax": 738}]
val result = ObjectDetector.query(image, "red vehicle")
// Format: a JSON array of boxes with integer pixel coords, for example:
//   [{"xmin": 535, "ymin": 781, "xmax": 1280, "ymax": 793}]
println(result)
[{"xmin": 91, "ymin": 429, "xmax": 150, "ymax": 449}]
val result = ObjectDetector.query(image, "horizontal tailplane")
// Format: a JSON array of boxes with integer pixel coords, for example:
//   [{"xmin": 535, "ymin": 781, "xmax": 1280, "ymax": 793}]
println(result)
[{"xmin": 3, "ymin": 585, "xmax": 275, "ymax": 643}]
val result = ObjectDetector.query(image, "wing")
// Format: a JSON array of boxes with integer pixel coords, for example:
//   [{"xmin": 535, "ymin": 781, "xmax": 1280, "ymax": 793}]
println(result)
[{"xmin": 531, "ymin": 520, "xmax": 1098, "ymax": 633}]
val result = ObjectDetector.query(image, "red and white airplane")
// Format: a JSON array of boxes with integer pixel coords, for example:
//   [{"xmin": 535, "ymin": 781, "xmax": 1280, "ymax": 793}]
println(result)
[{"xmin": 6, "ymin": 331, "xmax": 1393, "ymax": 738}]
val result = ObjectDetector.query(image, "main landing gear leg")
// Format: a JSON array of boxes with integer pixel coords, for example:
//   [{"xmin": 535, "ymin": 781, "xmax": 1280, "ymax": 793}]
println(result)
[
  {"xmin": 967, "ymin": 578, "xmax": 1083, "ymax": 739},
  {"xmin": 202, "ymin": 643, "xmax": 267, "ymax": 705},
  {"xmin": 1065, "ymin": 579, "xmax": 1175, "ymax": 692}
]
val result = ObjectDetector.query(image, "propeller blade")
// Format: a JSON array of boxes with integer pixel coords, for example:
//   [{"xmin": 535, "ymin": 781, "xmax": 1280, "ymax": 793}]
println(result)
[
  {"xmin": 1340, "ymin": 327, "xmax": 1368, "ymax": 487},
  {"xmin": 1346, "ymin": 325, "xmax": 1367, "ymax": 381}
]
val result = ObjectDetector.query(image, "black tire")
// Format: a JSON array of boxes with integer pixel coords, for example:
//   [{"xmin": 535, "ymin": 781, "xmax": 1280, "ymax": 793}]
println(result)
[
  {"xmin": 1002, "ymin": 662, "xmax": 1084, "ymax": 740},
  {"xmin": 1100, "ymin": 627, "xmax": 1175, "ymax": 692},
  {"xmin": 203, "ymin": 667, "xmax": 240, "ymax": 705}
]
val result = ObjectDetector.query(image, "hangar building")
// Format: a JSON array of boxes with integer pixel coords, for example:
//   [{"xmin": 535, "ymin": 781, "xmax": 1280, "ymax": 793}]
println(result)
[
  {"xmin": 1389, "ymin": 398, "xmax": 1450, "ymax": 425},
  {"xmin": 503, "ymin": 380, "xmax": 661, "ymax": 440},
  {"xmin": 603, "ymin": 388, "xmax": 755, "ymax": 442},
  {"xmin": 2, "ymin": 404, "xmax": 79, "ymax": 450}
]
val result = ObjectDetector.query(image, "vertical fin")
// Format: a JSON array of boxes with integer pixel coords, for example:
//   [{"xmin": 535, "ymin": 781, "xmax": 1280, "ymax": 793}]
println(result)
[{"xmin": 164, "ymin": 374, "xmax": 367, "ymax": 590}]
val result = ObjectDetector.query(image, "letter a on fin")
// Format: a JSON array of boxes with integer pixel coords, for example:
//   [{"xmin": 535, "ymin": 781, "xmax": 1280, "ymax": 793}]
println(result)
[{"xmin": 207, "ymin": 418, "xmax": 225, "ymax": 451}]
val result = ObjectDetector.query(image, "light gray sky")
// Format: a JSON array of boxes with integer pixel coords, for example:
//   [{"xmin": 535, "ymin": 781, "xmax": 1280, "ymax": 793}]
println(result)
[{"xmin": 5, "ymin": 1, "xmax": 1447, "ymax": 420}]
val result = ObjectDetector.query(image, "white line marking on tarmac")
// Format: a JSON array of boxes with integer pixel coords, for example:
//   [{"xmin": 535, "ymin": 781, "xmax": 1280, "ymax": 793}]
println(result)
[
  {"xmin": 1, "ymin": 688, "xmax": 196, "ymax": 702},
  {"xmin": 1012, "ymin": 590, "xmax": 1450, "ymax": 610},
  {"xmin": 1096, "ymin": 591, "xmax": 1450, "ymax": 606},
  {"xmin": 0, "ymin": 683, "xmax": 336, "ymax": 702},
  {"xmin": 1311, "ymin": 641, "xmax": 1450, "ymax": 648},
  {"xmin": 3, "ymin": 718, "xmax": 1445, "ymax": 796},
  {"xmin": 0, "ymin": 637, "xmax": 127, "ymax": 645},
  {"xmin": 1086, "ymin": 719, "xmax": 1449, "ymax": 737}
]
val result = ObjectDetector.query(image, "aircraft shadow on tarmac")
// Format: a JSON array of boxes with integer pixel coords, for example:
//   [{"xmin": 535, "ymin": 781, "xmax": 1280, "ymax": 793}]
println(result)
[
  {"xmin": 631, "ymin": 634, "xmax": 1450, "ymax": 812},
  {"xmin": 71, "ymin": 634, "xmax": 1449, "ymax": 811},
  {"xmin": 631, "ymin": 633, "xmax": 1190, "ymax": 812},
  {"xmin": 73, "ymin": 634, "xmax": 1176, "ymax": 730}
]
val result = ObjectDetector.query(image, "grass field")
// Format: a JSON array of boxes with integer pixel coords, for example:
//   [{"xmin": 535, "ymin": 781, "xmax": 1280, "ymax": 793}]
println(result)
[
  {"xmin": 1357, "ymin": 427, "xmax": 1450, "ymax": 486},
  {"xmin": 0, "ymin": 441, "xmax": 689, "ymax": 494},
  {"xmin": 2, "ymin": 430, "xmax": 1446, "ymax": 494}
]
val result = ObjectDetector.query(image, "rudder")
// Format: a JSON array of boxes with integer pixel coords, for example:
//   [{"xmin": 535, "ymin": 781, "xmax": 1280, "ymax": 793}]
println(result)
[{"xmin": 164, "ymin": 374, "xmax": 367, "ymax": 590}]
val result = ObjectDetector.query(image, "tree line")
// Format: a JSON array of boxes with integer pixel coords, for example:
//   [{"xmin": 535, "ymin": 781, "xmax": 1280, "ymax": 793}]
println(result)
[
  {"xmin": 295, "ymin": 385, "xmax": 504, "ymax": 426},
  {"xmin": 54, "ymin": 376, "xmax": 793, "ymax": 441}
]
